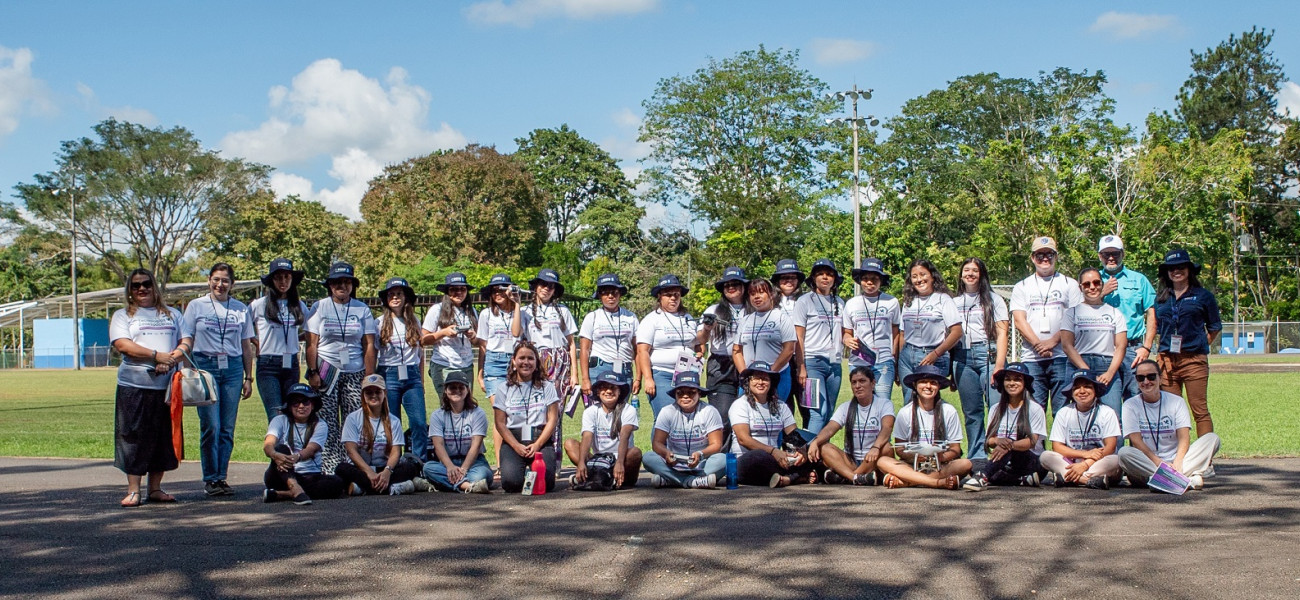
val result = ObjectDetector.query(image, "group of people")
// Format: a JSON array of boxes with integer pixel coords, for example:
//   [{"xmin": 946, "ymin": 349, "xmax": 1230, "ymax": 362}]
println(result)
[{"xmin": 108, "ymin": 233, "xmax": 1223, "ymax": 506}]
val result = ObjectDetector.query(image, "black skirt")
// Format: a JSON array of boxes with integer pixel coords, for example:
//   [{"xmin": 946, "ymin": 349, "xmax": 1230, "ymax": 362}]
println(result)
[{"xmin": 114, "ymin": 385, "xmax": 179, "ymax": 475}]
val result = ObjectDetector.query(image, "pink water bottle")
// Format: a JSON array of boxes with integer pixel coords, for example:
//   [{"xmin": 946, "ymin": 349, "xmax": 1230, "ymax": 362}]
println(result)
[{"xmin": 531, "ymin": 452, "xmax": 548, "ymax": 495}]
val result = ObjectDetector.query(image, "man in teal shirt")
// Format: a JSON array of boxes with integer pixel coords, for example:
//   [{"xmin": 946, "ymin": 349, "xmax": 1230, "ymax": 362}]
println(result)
[{"xmin": 1097, "ymin": 235, "xmax": 1156, "ymax": 399}]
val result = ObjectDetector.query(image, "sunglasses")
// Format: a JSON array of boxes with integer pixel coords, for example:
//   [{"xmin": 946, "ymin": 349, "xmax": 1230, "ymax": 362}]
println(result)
[
  {"xmin": 1081, "ymin": 280, "xmax": 1103, "ymax": 289},
  {"xmin": 130, "ymin": 280, "xmax": 154, "ymax": 290},
  {"xmin": 287, "ymin": 398, "xmax": 314, "ymax": 406},
  {"xmin": 1033, "ymin": 252, "xmax": 1057, "ymax": 260},
  {"xmin": 1100, "ymin": 251, "xmax": 1121, "ymax": 260},
  {"xmin": 1135, "ymin": 373, "xmax": 1160, "ymax": 382}
]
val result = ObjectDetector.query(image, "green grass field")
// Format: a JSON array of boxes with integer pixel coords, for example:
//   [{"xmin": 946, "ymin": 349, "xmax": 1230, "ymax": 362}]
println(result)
[{"xmin": 0, "ymin": 364, "xmax": 1295, "ymax": 464}]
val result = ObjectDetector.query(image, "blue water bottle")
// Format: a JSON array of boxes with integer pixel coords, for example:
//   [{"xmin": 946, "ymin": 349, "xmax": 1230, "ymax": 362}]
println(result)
[{"xmin": 725, "ymin": 453, "xmax": 739, "ymax": 489}]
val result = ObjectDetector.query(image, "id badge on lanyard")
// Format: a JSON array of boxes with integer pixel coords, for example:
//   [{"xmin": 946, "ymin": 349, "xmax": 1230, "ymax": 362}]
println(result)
[
  {"xmin": 1169, "ymin": 335, "xmax": 1183, "ymax": 354},
  {"xmin": 282, "ymin": 353, "xmax": 292, "ymax": 369},
  {"xmin": 282, "ymin": 323, "xmax": 295, "ymax": 369},
  {"xmin": 398, "ymin": 363, "xmax": 409, "ymax": 381},
  {"xmin": 217, "ymin": 354, "xmax": 229, "ymax": 370},
  {"xmin": 613, "ymin": 360, "xmax": 625, "ymax": 375}
]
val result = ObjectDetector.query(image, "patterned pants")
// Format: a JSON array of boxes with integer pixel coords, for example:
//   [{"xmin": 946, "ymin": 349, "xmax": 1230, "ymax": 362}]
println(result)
[
  {"xmin": 540, "ymin": 347, "xmax": 573, "ymax": 453},
  {"xmin": 321, "ymin": 371, "xmax": 364, "ymax": 475}
]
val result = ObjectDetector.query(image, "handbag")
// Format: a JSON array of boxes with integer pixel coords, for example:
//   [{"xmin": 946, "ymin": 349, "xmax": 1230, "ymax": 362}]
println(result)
[{"xmin": 176, "ymin": 350, "xmax": 218, "ymax": 407}]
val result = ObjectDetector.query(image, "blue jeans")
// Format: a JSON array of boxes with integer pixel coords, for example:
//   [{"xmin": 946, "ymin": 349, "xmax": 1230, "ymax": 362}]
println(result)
[
  {"xmin": 483, "ymin": 351, "xmax": 510, "ymax": 397},
  {"xmin": 643, "ymin": 452, "xmax": 727, "ymax": 487},
  {"xmin": 428, "ymin": 361, "xmax": 472, "ymax": 398},
  {"xmin": 1082, "ymin": 353, "xmax": 1124, "ymax": 430},
  {"xmin": 194, "ymin": 353, "xmax": 244, "ymax": 483},
  {"xmin": 952, "ymin": 342, "xmax": 994, "ymax": 459},
  {"xmin": 775, "ymin": 366, "xmax": 792, "ymax": 411},
  {"xmin": 1118, "ymin": 343, "xmax": 1141, "ymax": 401},
  {"xmin": 648, "ymin": 369, "xmax": 676, "ymax": 420},
  {"xmin": 802, "ymin": 355, "xmax": 842, "ymax": 435},
  {"xmin": 898, "ymin": 344, "xmax": 951, "ymax": 404},
  {"xmin": 868, "ymin": 359, "xmax": 896, "ymax": 405},
  {"xmin": 255, "ymin": 354, "xmax": 299, "ymax": 422},
  {"xmin": 381, "ymin": 365, "xmax": 428, "ymax": 460},
  {"xmin": 422, "ymin": 455, "xmax": 493, "ymax": 491},
  {"xmin": 1024, "ymin": 357, "xmax": 1070, "ymax": 415}
]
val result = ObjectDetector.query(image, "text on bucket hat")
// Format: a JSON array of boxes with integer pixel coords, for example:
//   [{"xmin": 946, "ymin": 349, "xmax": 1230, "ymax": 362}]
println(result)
[
  {"xmin": 851, "ymin": 257, "xmax": 891, "ymax": 288},
  {"xmin": 436, "ymin": 272, "xmax": 476, "ymax": 293},
  {"xmin": 593, "ymin": 273, "xmax": 629, "ymax": 298},
  {"xmin": 667, "ymin": 371, "xmax": 710, "ymax": 397}
]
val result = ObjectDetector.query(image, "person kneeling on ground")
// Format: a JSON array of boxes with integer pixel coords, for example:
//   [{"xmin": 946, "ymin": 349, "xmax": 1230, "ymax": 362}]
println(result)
[
  {"xmin": 1118, "ymin": 359, "xmax": 1221, "ymax": 490},
  {"xmin": 337, "ymin": 374, "xmax": 423, "ymax": 495},
  {"xmin": 263, "ymin": 383, "xmax": 346, "ymax": 505},
  {"xmin": 492, "ymin": 341, "xmax": 561, "ymax": 494},
  {"xmin": 730, "ymin": 361, "xmax": 815, "ymax": 488},
  {"xmin": 645, "ymin": 372, "xmax": 726, "ymax": 489},
  {"xmin": 1041, "ymin": 371, "xmax": 1121, "ymax": 490},
  {"xmin": 877, "ymin": 365, "xmax": 972, "ymax": 490},
  {"xmin": 962, "ymin": 363, "xmax": 1048, "ymax": 491},
  {"xmin": 808, "ymin": 366, "xmax": 895, "ymax": 486},
  {"xmin": 565, "ymin": 371, "xmax": 643, "ymax": 491},
  {"xmin": 422, "ymin": 371, "xmax": 492, "ymax": 494}
]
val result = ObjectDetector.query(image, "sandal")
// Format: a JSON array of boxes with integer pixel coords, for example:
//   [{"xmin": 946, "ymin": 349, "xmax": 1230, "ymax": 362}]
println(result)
[
  {"xmin": 939, "ymin": 475, "xmax": 961, "ymax": 490},
  {"xmin": 147, "ymin": 490, "xmax": 177, "ymax": 503},
  {"xmin": 883, "ymin": 473, "xmax": 911, "ymax": 489},
  {"xmin": 120, "ymin": 491, "xmax": 142, "ymax": 508}
]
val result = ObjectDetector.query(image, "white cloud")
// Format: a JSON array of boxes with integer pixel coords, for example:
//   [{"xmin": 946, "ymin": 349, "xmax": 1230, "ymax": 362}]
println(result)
[
  {"xmin": 222, "ymin": 58, "xmax": 467, "ymax": 217},
  {"xmin": 1278, "ymin": 81, "xmax": 1300, "ymax": 118},
  {"xmin": 1088, "ymin": 12, "xmax": 1180, "ymax": 40},
  {"xmin": 0, "ymin": 45, "xmax": 55, "ymax": 138},
  {"xmin": 75, "ymin": 82, "xmax": 157, "ymax": 126},
  {"xmin": 809, "ymin": 38, "xmax": 878, "ymax": 65},
  {"xmin": 464, "ymin": 0, "xmax": 658, "ymax": 27}
]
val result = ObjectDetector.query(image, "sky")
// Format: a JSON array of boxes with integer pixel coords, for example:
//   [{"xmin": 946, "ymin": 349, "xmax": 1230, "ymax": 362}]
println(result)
[{"xmin": 2, "ymin": 0, "xmax": 1299, "ymax": 229}]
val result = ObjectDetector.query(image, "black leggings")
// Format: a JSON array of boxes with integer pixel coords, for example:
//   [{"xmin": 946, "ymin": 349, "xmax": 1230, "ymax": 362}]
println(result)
[
  {"xmin": 335, "ymin": 454, "xmax": 421, "ymax": 495},
  {"xmin": 706, "ymin": 354, "xmax": 739, "ymax": 441},
  {"xmin": 736, "ymin": 448, "xmax": 815, "ymax": 486},
  {"xmin": 982, "ymin": 449, "xmax": 1045, "ymax": 485},
  {"xmin": 500, "ymin": 442, "xmax": 557, "ymax": 494},
  {"xmin": 264, "ymin": 464, "xmax": 347, "ymax": 500}
]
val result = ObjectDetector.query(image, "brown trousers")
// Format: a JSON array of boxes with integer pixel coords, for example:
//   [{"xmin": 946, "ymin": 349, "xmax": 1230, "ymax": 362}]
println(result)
[{"xmin": 1158, "ymin": 352, "xmax": 1212, "ymax": 436}]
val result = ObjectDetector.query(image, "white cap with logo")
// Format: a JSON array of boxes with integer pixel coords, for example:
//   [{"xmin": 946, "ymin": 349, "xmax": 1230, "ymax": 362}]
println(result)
[{"xmin": 1097, "ymin": 235, "xmax": 1124, "ymax": 252}]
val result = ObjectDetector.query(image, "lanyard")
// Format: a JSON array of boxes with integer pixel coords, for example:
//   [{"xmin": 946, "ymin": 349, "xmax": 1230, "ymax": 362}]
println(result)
[
  {"xmin": 210, "ymin": 294, "xmax": 231, "ymax": 352},
  {"xmin": 681, "ymin": 409, "xmax": 697, "ymax": 455},
  {"xmin": 601, "ymin": 307, "xmax": 628, "ymax": 358},
  {"xmin": 1141, "ymin": 395, "xmax": 1164, "ymax": 454},
  {"xmin": 862, "ymin": 295, "xmax": 886, "ymax": 345},
  {"xmin": 518, "ymin": 383, "xmax": 535, "ymax": 424},
  {"xmin": 810, "ymin": 292, "xmax": 836, "ymax": 325},
  {"xmin": 661, "ymin": 310, "xmax": 691, "ymax": 349},
  {"xmin": 749, "ymin": 310, "xmax": 774, "ymax": 351},
  {"xmin": 961, "ymin": 293, "xmax": 979, "ymax": 339},
  {"xmin": 330, "ymin": 300, "xmax": 351, "ymax": 344},
  {"xmin": 1074, "ymin": 404, "xmax": 1100, "ymax": 447},
  {"xmin": 852, "ymin": 401, "xmax": 873, "ymax": 450},
  {"xmin": 279, "ymin": 300, "xmax": 294, "ymax": 352},
  {"xmin": 290, "ymin": 422, "xmax": 308, "ymax": 451},
  {"xmin": 445, "ymin": 409, "xmax": 466, "ymax": 453},
  {"xmin": 1033, "ymin": 274, "xmax": 1057, "ymax": 317},
  {"xmin": 999, "ymin": 406, "xmax": 1017, "ymax": 439}
]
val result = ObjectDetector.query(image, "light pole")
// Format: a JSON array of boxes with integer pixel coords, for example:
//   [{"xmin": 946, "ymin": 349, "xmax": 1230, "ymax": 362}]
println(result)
[
  {"xmin": 827, "ymin": 86, "xmax": 878, "ymax": 269},
  {"xmin": 54, "ymin": 170, "xmax": 83, "ymax": 370}
]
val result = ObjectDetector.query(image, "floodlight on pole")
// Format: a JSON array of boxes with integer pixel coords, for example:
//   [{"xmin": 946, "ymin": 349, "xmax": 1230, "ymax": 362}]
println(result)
[{"xmin": 826, "ymin": 84, "xmax": 877, "ymax": 269}]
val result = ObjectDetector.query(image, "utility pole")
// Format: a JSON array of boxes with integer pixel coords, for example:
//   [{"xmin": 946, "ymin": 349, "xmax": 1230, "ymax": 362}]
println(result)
[{"xmin": 827, "ymin": 86, "xmax": 879, "ymax": 269}]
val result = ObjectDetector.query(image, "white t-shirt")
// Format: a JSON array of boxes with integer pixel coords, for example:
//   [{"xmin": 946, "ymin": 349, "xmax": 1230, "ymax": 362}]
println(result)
[
  {"xmin": 900, "ymin": 293, "xmax": 961, "ymax": 348},
  {"xmin": 181, "ymin": 295, "xmax": 255, "ymax": 356},
  {"xmin": 341, "ymin": 410, "xmax": 405, "ymax": 468},
  {"xmin": 249, "ymin": 297, "xmax": 310, "ymax": 357},
  {"xmin": 375, "ymin": 315, "xmax": 421, "ymax": 367},
  {"xmin": 892, "ymin": 402, "xmax": 964, "ymax": 445},
  {"xmin": 523, "ymin": 303, "xmax": 576, "ymax": 350},
  {"xmin": 728, "ymin": 397, "xmax": 796, "ymax": 455},
  {"xmin": 1048, "ymin": 404, "xmax": 1121, "ymax": 453},
  {"xmin": 955, "ymin": 292, "xmax": 1009, "ymax": 346},
  {"xmin": 581, "ymin": 403, "xmax": 639, "ymax": 454},
  {"xmin": 266, "ymin": 415, "xmax": 329, "ymax": 474},
  {"xmin": 305, "ymin": 298, "xmax": 377, "ymax": 373},
  {"xmin": 492, "ymin": 380, "xmax": 559, "ymax": 429},
  {"xmin": 794, "ymin": 292, "xmax": 846, "ymax": 360},
  {"xmin": 654, "ymin": 404, "xmax": 724, "ymax": 457},
  {"xmin": 477, "ymin": 307, "xmax": 531, "ymax": 354},
  {"xmin": 778, "ymin": 294, "xmax": 799, "ymax": 320},
  {"xmin": 637, "ymin": 309, "xmax": 697, "ymax": 372},
  {"xmin": 830, "ymin": 399, "xmax": 896, "ymax": 462},
  {"xmin": 842, "ymin": 294, "xmax": 901, "ymax": 365},
  {"xmin": 109, "ymin": 306, "xmax": 183, "ymax": 390},
  {"xmin": 700, "ymin": 303, "xmax": 746, "ymax": 356},
  {"xmin": 422, "ymin": 303, "xmax": 476, "ymax": 369},
  {"xmin": 1062, "ymin": 302, "xmax": 1128, "ymax": 356},
  {"xmin": 579, "ymin": 307, "xmax": 639, "ymax": 365},
  {"xmin": 1122, "ymin": 392, "xmax": 1193, "ymax": 463},
  {"xmin": 429, "ymin": 406, "xmax": 489, "ymax": 458},
  {"xmin": 987, "ymin": 401, "xmax": 1048, "ymax": 451},
  {"xmin": 1010, "ymin": 272, "xmax": 1084, "ymax": 360},
  {"xmin": 735, "ymin": 309, "xmax": 796, "ymax": 367}
]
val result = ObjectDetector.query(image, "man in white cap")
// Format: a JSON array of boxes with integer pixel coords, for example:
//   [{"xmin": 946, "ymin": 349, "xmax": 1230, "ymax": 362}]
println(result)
[
  {"xmin": 1010, "ymin": 236, "xmax": 1083, "ymax": 415},
  {"xmin": 1097, "ymin": 235, "xmax": 1156, "ymax": 400}
]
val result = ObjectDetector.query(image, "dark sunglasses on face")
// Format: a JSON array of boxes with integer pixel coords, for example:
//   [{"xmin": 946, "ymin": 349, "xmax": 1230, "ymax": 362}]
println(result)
[
  {"xmin": 1100, "ymin": 252, "xmax": 1121, "ymax": 260},
  {"xmin": 288, "ymin": 398, "xmax": 313, "ymax": 406},
  {"xmin": 130, "ymin": 280, "xmax": 154, "ymax": 290},
  {"xmin": 1033, "ymin": 252, "xmax": 1057, "ymax": 260},
  {"xmin": 1135, "ymin": 373, "xmax": 1160, "ymax": 382},
  {"xmin": 1081, "ymin": 280, "xmax": 1102, "ymax": 289}
]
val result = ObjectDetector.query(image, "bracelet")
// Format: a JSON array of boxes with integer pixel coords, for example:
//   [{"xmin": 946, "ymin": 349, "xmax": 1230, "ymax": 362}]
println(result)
[
  {"xmin": 152, "ymin": 350, "xmax": 158, "ymax": 362},
  {"xmin": 244, "ymin": 377, "xmax": 253, "ymax": 382}
]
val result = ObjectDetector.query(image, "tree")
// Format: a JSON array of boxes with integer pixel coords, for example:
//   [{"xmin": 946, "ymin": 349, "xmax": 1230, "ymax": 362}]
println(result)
[
  {"xmin": 566, "ymin": 196, "xmax": 646, "ymax": 263},
  {"xmin": 640, "ymin": 46, "xmax": 837, "ymax": 268},
  {"xmin": 514, "ymin": 124, "xmax": 632, "ymax": 243},
  {"xmin": 202, "ymin": 191, "xmax": 351, "ymax": 283},
  {"xmin": 350, "ymin": 144, "xmax": 548, "ymax": 290},
  {"xmin": 10, "ymin": 119, "xmax": 270, "ymax": 291}
]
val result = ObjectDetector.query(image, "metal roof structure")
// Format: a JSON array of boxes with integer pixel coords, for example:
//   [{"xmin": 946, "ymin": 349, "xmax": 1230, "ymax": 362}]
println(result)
[{"xmin": 0, "ymin": 280, "xmax": 262, "ymax": 328}]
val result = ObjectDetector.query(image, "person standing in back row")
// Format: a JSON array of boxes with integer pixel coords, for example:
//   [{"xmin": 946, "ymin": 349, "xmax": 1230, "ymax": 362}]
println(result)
[
  {"xmin": 637, "ymin": 274, "xmax": 701, "ymax": 419},
  {"xmin": 697, "ymin": 267, "xmax": 748, "ymax": 438},
  {"xmin": 1097, "ymin": 235, "xmax": 1157, "ymax": 400},
  {"xmin": 421, "ymin": 272, "xmax": 478, "ymax": 398},
  {"xmin": 794, "ymin": 259, "xmax": 846, "ymax": 434},
  {"xmin": 305, "ymin": 261, "xmax": 377, "ymax": 475},
  {"xmin": 842, "ymin": 258, "xmax": 902, "ymax": 405},
  {"xmin": 897, "ymin": 259, "xmax": 963, "ymax": 404},
  {"xmin": 1153, "ymin": 249, "xmax": 1222, "ymax": 436},
  {"xmin": 1010, "ymin": 237, "xmax": 1083, "ymax": 414},
  {"xmin": 578, "ymin": 274, "xmax": 640, "ymax": 404},
  {"xmin": 772, "ymin": 259, "xmax": 808, "ymax": 424},
  {"xmin": 250, "ymin": 258, "xmax": 311, "ymax": 422}
]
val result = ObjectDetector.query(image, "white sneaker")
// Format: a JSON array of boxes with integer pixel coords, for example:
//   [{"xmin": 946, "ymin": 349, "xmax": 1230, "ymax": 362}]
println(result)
[
  {"xmin": 1202, "ymin": 465, "xmax": 1216, "ymax": 478},
  {"xmin": 469, "ymin": 479, "xmax": 491, "ymax": 494},
  {"xmin": 650, "ymin": 474, "xmax": 665, "ymax": 489},
  {"xmin": 1189, "ymin": 474, "xmax": 1204, "ymax": 490},
  {"xmin": 389, "ymin": 480, "xmax": 415, "ymax": 495},
  {"xmin": 690, "ymin": 474, "xmax": 717, "ymax": 489},
  {"xmin": 348, "ymin": 483, "xmax": 364, "ymax": 496}
]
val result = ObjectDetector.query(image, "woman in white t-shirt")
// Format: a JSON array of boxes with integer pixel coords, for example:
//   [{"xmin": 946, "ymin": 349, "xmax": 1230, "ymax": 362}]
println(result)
[
  {"xmin": 795, "ymin": 259, "xmax": 847, "ymax": 434},
  {"xmin": 492, "ymin": 341, "xmax": 561, "ymax": 494},
  {"xmin": 1061, "ymin": 267, "xmax": 1129, "ymax": 420},
  {"xmin": 698, "ymin": 267, "xmax": 748, "ymax": 437},
  {"xmin": 897, "ymin": 259, "xmax": 962, "ymax": 404},
  {"xmin": 963, "ymin": 363, "xmax": 1047, "ymax": 490},
  {"xmin": 951, "ymin": 257, "xmax": 1009, "ymax": 462},
  {"xmin": 564, "ymin": 371, "xmax": 642, "ymax": 491},
  {"xmin": 732, "ymin": 277, "xmax": 797, "ymax": 416},
  {"xmin": 1040, "ymin": 371, "xmax": 1122, "ymax": 489},
  {"xmin": 646, "ymin": 372, "xmax": 727, "ymax": 489},
  {"xmin": 730, "ymin": 362, "xmax": 814, "ymax": 488},
  {"xmin": 842, "ymin": 258, "xmax": 902, "ymax": 404},
  {"xmin": 525, "ymin": 269, "xmax": 580, "ymax": 453},
  {"xmin": 420, "ymin": 272, "xmax": 479, "ymax": 397},
  {"xmin": 807, "ymin": 366, "xmax": 895, "ymax": 486},
  {"xmin": 578, "ymin": 273, "xmax": 640, "ymax": 404},
  {"xmin": 772, "ymin": 259, "xmax": 808, "ymax": 423},
  {"xmin": 262, "ymin": 383, "xmax": 345, "ymax": 504},
  {"xmin": 376, "ymin": 277, "xmax": 427, "ymax": 460},
  {"xmin": 477, "ymin": 273, "xmax": 529, "ymax": 397},
  {"xmin": 876, "ymin": 365, "xmax": 971, "ymax": 490},
  {"xmin": 304, "ymin": 261, "xmax": 377, "ymax": 475},
  {"xmin": 180, "ymin": 262, "xmax": 256, "ymax": 496},
  {"xmin": 336, "ymin": 374, "xmax": 421, "ymax": 495},
  {"xmin": 422, "ymin": 370, "xmax": 493, "ymax": 493},
  {"xmin": 637, "ymin": 274, "xmax": 701, "ymax": 419},
  {"xmin": 249, "ymin": 258, "xmax": 311, "ymax": 422},
  {"xmin": 1118, "ymin": 360, "xmax": 1221, "ymax": 490},
  {"xmin": 109, "ymin": 268, "xmax": 183, "ymax": 507}
]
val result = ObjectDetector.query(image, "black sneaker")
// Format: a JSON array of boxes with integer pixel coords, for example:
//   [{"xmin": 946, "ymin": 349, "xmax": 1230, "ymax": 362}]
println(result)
[
  {"xmin": 217, "ymin": 480, "xmax": 234, "ymax": 495},
  {"xmin": 1051, "ymin": 473, "xmax": 1069, "ymax": 488},
  {"xmin": 1020, "ymin": 473, "xmax": 1041, "ymax": 487},
  {"xmin": 262, "ymin": 488, "xmax": 280, "ymax": 503},
  {"xmin": 962, "ymin": 475, "xmax": 988, "ymax": 492},
  {"xmin": 205, "ymin": 481, "xmax": 223, "ymax": 496},
  {"xmin": 1085, "ymin": 475, "xmax": 1110, "ymax": 490},
  {"xmin": 292, "ymin": 493, "xmax": 313, "ymax": 506},
  {"xmin": 853, "ymin": 472, "xmax": 876, "ymax": 486},
  {"xmin": 823, "ymin": 469, "xmax": 847, "ymax": 485}
]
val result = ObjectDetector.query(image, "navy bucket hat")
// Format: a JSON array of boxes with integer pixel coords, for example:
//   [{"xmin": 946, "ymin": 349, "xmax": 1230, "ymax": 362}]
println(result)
[
  {"xmin": 772, "ymin": 259, "xmax": 806, "ymax": 286},
  {"xmin": 592, "ymin": 273, "xmax": 629, "ymax": 298},
  {"xmin": 436, "ymin": 272, "xmax": 476, "ymax": 293},
  {"xmin": 651, "ymin": 274, "xmax": 689, "ymax": 298},
  {"xmin": 322, "ymin": 261, "xmax": 360, "ymax": 296},
  {"xmin": 529, "ymin": 268, "xmax": 566, "ymax": 298},
  {"xmin": 851, "ymin": 258, "xmax": 891, "ymax": 289},
  {"xmin": 261, "ymin": 257, "xmax": 305, "ymax": 288},
  {"xmin": 714, "ymin": 266, "xmax": 749, "ymax": 294}
]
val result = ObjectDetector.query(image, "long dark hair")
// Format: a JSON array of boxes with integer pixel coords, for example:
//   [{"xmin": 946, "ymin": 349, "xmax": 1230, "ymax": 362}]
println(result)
[
  {"xmin": 954, "ymin": 258, "xmax": 994, "ymax": 337},
  {"xmin": 710, "ymin": 280, "xmax": 746, "ymax": 340},
  {"xmin": 594, "ymin": 381, "xmax": 629, "ymax": 443},
  {"xmin": 505, "ymin": 341, "xmax": 547, "ymax": 387},
  {"xmin": 435, "ymin": 293, "xmax": 478, "ymax": 330},
  {"xmin": 124, "ymin": 268, "xmax": 171, "ymax": 320},
  {"xmin": 986, "ymin": 375, "xmax": 1031, "ymax": 442},
  {"xmin": 744, "ymin": 372, "xmax": 781, "ymax": 418},
  {"xmin": 527, "ymin": 288, "xmax": 573, "ymax": 334},
  {"xmin": 1156, "ymin": 268, "xmax": 1203, "ymax": 303},
  {"xmin": 902, "ymin": 259, "xmax": 951, "ymax": 306},
  {"xmin": 909, "ymin": 384, "xmax": 949, "ymax": 443},
  {"xmin": 264, "ymin": 274, "xmax": 304, "ymax": 326},
  {"xmin": 379, "ymin": 289, "xmax": 422, "ymax": 351},
  {"xmin": 844, "ymin": 366, "xmax": 874, "ymax": 459},
  {"xmin": 284, "ymin": 406, "xmax": 320, "ymax": 452},
  {"xmin": 360, "ymin": 391, "xmax": 393, "ymax": 455}
]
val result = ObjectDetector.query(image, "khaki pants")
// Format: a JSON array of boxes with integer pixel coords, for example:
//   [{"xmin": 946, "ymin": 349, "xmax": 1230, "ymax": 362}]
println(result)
[
  {"xmin": 1158, "ymin": 353, "xmax": 1212, "ymax": 435},
  {"xmin": 1117, "ymin": 433, "xmax": 1220, "ymax": 486}
]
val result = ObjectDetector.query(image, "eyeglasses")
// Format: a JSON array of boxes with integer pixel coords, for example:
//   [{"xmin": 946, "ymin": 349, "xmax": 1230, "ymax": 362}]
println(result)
[
  {"xmin": 659, "ymin": 291, "xmax": 682, "ymax": 299},
  {"xmin": 1080, "ymin": 280, "xmax": 1102, "ymax": 289},
  {"xmin": 130, "ymin": 280, "xmax": 154, "ymax": 290},
  {"xmin": 1135, "ymin": 373, "xmax": 1160, "ymax": 383},
  {"xmin": 598, "ymin": 288, "xmax": 621, "ymax": 296}
]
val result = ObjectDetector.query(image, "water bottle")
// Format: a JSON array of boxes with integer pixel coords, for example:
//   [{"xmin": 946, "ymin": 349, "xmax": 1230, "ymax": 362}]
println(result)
[
  {"xmin": 725, "ymin": 453, "xmax": 739, "ymax": 489},
  {"xmin": 531, "ymin": 452, "xmax": 548, "ymax": 495}
]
